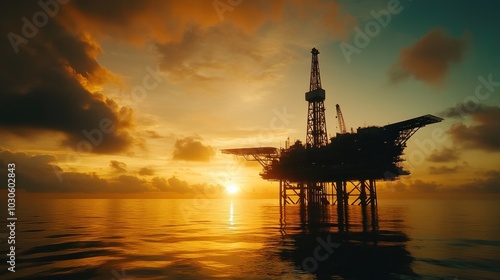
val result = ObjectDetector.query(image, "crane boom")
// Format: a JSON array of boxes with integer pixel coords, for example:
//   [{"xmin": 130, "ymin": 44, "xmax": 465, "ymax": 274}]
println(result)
[{"xmin": 336, "ymin": 104, "xmax": 347, "ymax": 134}]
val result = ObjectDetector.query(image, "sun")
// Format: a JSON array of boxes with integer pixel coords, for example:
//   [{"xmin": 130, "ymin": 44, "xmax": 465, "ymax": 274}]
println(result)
[{"xmin": 225, "ymin": 184, "xmax": 239, "ymax": 194}]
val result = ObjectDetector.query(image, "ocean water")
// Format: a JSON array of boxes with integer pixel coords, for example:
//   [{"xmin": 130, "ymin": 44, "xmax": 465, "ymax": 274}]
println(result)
[{"xmin": 1, "ymin": 198, "xmax": 499, "ymax": 279}]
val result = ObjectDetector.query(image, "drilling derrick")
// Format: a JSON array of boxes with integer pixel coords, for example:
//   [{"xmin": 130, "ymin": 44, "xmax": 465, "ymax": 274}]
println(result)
[
  {"xmin": 305, "ymin": 48, "xmax": 328, "ymax": 148},
  {"xmin": 303, "ymin": 48, "xmax": 329, "ymax": 205}
]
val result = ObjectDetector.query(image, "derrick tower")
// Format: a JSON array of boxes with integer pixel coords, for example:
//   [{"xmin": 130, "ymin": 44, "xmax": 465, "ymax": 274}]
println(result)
[{"xmin": 305, "ymin": 48, "xmax": 328, "ymax": 148}]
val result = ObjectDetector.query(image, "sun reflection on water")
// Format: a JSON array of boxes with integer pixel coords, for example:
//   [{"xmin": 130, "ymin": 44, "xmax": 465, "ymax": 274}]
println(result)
[{"xmin": 229, "ymin": 200, "xmax": 234, "ymax": 226}]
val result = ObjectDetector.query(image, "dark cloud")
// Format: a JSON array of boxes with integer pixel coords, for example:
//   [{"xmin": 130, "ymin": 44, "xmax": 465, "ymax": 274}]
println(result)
[
  {"xmin": 428, "ymin": 165, "xmax": 458, "ymax": 175},
  {"xmin": 427, "ymin": 147, "xmax": 461, "ymax": 162},
  {"xmin": 439, "ymin": 103, "xmax": 474, "ymax": 119},
  {"xmin": 151, "ymin": 176, "xmax": 191, "ymax": 193},
  {"xmin": 110, "ymin": 160, "xmax": 127, "ymax": 173},
  {"xmin": 0, "ymin": 2, "xmax": 134, "ymax": 154},
  {"xmin": 138, "ymin": 167, "xmax": 155, "ymax": 176},
  {"xmin": 148, "ymin": 176, "xmax": 224, "ymax": 194},
  {"xmin": 457, "ymin": 170, "xmax": 500, "ymax": 193},
  {"xmin": 384, "ymin": 169, "xmax": 500, "ymax": 193},
  {"xmin": 385, "ymin": 179, "xmax": 440, "ymax": 193},
  {"xmin": 428, "ymin": 161, "xmax": 468, "ymax": 175},
  {"xmin": 447, "ymin": 105, "xmax": 500, "ymax": 151},
  {"xmin": 0, "ymin": 149, "xmax": 204, "ymax": 193},
  {"xmin": 438, "ymin": 103, "xmax": 496, "ymax": 120},
  {"xmin": 388, "ymin": 28, "xmax": 469, "ymax": 85},
  {"xmin": 0, "ymin": 149, "xmax": 108, "ymax": 192},
  {"xmin": 0, "ymin": 149, "xmax": 149, "ymax": 192},
  {"xmin": 58, "ymin": 172, "xmax": 109, "ymax": 192},
  {"xmin": 409, "ymin": 179, "xmax": 439, "ymax": 192},
  {"xmin": 172, "ymin": 136, "xmax": 215, "ymax": 162},
  {"xmin": 109, "ymin": 175, "xmax": 149, "ymax": 193}
]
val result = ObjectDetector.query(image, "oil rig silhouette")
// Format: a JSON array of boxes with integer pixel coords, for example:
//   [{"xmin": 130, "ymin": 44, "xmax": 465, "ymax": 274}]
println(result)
[{"xmin": 222, "ymin": 48, "xmax": 442, "ymax": 210}]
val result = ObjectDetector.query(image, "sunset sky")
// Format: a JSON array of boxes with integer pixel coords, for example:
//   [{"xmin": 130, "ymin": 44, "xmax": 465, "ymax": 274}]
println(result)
[{"xmin": 1, "ymin": 0, "xmax": 499, "ymax": 198}]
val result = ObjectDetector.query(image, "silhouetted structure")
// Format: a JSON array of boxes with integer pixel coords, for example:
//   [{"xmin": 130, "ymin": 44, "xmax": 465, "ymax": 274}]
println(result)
[
  {"xmin": 305, "ymin": 47, "xmax": 328, "ymax": 148},
  {"xmin": 222, "ymin": 48, "xmax": 442, "ymax": 209},
  {"xmin": 335, "ymin": 104, "xmax": 347, "ymax": 134}
]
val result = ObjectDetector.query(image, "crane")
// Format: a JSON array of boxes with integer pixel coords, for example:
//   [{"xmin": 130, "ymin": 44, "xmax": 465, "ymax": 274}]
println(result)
[{"xmin": 335, "ymin": 104, "xmax": 347, "ymax": 134}]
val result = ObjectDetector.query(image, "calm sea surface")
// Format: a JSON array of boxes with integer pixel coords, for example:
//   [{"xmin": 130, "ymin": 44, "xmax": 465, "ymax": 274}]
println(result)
[{"xmin": 1, "ymin": 198, "xmax": 499, "ymax": 279}]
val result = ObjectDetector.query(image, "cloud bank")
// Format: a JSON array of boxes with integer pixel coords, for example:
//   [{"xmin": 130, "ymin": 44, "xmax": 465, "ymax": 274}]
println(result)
[
  {"xmin": 446, "ymin": 105, "xmax": 500, "ymax": 151},
  {"xmin": 0, "ymin": 149, "xmax": 219, "ymax": 193}
]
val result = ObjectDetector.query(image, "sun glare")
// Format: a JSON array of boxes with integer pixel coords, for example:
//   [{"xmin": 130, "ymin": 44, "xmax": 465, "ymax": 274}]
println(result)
[{"xmin": 225, "ymin": 184, "xmax": 239, "ymax": 194}]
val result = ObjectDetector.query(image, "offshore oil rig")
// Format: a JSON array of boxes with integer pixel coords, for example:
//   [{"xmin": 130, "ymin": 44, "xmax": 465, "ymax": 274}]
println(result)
[{"xmin": 222, "ymin": 48, "xmax": 442, "ymax": 212}]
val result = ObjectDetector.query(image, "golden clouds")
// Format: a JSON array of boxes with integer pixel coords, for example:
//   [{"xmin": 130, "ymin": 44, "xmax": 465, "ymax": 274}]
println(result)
[
  {"xmin": 60, "ymin": 0, "xmax": 356, "ymax": 84},
  {"xmin": 1, "ymin": 0, "xmax": 357, "ymax": 155},
  {"xmin": 172, "ymin": 136, "xmax": 215, "ymax": 162}
]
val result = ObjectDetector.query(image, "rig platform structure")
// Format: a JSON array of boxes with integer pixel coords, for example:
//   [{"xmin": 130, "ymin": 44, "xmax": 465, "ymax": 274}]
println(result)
[{"xmin": 222, "ymin": 48, "xmax": 442, "ymax": 217}]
